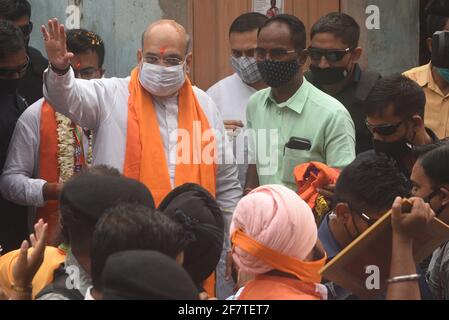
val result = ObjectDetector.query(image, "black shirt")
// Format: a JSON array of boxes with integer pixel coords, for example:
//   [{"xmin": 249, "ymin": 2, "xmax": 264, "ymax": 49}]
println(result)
[
  {"xmin": 305, "ymin": 64, "xmax": 381, "ymax": 155},
  {"xmin": 18, "ymin": 46, "xmax": 48, "ymax": 106},
  {"xmin": 0, "ymin": 92, "xmax": 29, "ymax": 253}
]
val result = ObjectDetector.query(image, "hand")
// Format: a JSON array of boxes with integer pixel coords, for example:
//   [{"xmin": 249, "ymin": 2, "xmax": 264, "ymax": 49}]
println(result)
[
  {"xmin": 224, "ymin": 120, "xmax": 244, "ymax": 132},
  {"xmin": 391, "ymin": 197, "xmax": 435, "ymax": 242},
  {"xmin": 317, "ymin": 184, "xmax": 336, "ymax": 201},
  {"xmin": 12, "ymin": 220, "xmax": 48, "ymax": 288},
  {"xmin": 43, "ymin": 182, "xmax": 63, "ymax": 201},
  {"xmin": 41, "ymin": 18, "xmax": 74, "ymax": 70}
]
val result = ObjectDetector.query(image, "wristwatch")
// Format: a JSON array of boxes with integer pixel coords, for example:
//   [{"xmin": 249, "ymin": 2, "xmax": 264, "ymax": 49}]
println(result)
[{"xmin": 49, "ymin": 63, "xmax": 71, "ymax": 75}]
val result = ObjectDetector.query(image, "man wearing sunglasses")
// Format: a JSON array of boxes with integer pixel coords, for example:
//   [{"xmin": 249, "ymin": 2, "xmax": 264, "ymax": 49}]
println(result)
[
  {"xmin": 364, "ymin": 74, "xmax": 439, "ymax": 178},
  {"xmin": 306, "ymin": 13, "xmax": 380, "ymax": 155},
  {"xmin": 404, "ymin": 1, "xmax": 449, "ymax": 140},
  {"xmin": 0, "ymin": 29, "xmax": 105, "ymax": 245},
  {"xmin": 317, "ymin": 153, "xmax": 423, "ymax": 300},
  {"xmin": 0, "ymin": 20, "xmax": 28, "ymax": 254},
  {"xmin": 0, "ymin": 0, "xmax": 48, "ymax": 105},
  {"xmin": 245, "ymin": 14, "xmax": 355, "ymax": 193}
]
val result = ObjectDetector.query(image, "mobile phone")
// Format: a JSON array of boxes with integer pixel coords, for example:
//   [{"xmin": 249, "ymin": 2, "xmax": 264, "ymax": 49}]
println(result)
[{"xmin": 284, "ymin": 137, "xmax": 312, "ymax": 155}]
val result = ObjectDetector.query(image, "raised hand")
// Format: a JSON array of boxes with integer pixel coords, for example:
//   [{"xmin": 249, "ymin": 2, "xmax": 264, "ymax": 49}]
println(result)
[
  {"xmin": 12, "ymin": 219, "xmax": 48, "ymax": 288},
  {"xmin": 41, "ymin": 18, "xmax": 74, "ymax": 70}
]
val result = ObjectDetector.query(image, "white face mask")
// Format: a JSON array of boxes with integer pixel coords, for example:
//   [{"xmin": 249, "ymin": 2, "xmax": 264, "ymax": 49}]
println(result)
[{"xmin": 139, "ymin": 62, "xmax": 186, "ymax": 97}]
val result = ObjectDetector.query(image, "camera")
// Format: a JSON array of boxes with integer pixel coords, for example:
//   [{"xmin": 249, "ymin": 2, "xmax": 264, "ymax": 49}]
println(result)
[{"xmin": 432, "ymin": 31, "xmax": 449, "ymax": 68}]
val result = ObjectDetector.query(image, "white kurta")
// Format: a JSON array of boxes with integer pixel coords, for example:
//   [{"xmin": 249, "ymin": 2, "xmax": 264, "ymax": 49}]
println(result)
[
  {"xmin": 207, "ymin": 73, "xmax": 258, "ymax": 187},
  {"xmin": 0, "ymin": 98, "xmax": 90, "ymax": 222},
  {"xmin": 42, "ymin": 68, "xmax": 242, "ymax": 242}
]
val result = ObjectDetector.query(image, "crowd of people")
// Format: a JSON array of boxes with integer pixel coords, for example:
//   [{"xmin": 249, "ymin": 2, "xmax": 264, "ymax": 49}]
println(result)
[{"xmin": 0, "ymin": 0, "xmax": 448, "ymax": 300}]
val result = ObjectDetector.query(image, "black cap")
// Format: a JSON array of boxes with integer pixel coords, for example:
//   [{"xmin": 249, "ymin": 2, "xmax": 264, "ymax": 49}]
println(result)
[
  {"xmin": 102, "ymin": 250, "xmax": 199, "ymax": 300},
  {"xmin": 60, "ymin": 174, "xmax": 155, "ymax": 223}
]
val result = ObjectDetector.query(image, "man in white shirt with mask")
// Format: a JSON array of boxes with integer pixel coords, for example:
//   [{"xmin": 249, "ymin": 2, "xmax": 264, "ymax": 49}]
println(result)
[
  {"xmin": 40, "ymin": 18, "xmax": 241, "ymax": 296},
  {"xmin": 207, "ymin": 13, "xmax": 268, "ymax": 190}
]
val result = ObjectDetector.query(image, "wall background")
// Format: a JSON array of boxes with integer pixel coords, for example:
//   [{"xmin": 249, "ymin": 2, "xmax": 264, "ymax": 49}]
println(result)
[{"xmin": 29, "ymin": 0, "xmax": 421, "ymax": 88}]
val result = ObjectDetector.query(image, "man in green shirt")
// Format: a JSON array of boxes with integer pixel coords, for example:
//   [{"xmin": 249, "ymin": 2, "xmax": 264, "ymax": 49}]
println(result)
[{"xmin": 245, "ymin": 14, "xmax": 355, "ymax": 192}]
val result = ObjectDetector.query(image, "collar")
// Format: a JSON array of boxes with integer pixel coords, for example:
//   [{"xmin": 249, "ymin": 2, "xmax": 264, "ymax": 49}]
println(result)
[
  {"xmin": 318, "ymin": 213, "xmax": 343, "ymax": 260},
  {"xmin": 84, "ymin": 286, "xmax": 96, "ymax": 300},
  {"xmin": 416, "ymin": 63, "xmax": 448, "ymax": 97},
  {"xmin": 425, "ymin": 127, "xmax": 440, "ymax": 143},
  {"xmin": 266, "ymin": 77, "xmax": 311, "ymax": 115}
]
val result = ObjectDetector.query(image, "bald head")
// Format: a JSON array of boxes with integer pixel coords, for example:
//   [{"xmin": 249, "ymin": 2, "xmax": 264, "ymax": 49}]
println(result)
[{"xmin": 141, "ymin": 19, "xmax": 191, "ymax": 54}]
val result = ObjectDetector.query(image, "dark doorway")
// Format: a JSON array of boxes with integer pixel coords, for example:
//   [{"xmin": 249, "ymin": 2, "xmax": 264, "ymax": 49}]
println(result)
[{"xmin": 420, "ymin": 0, "xmax": 432, "ymax": 65}]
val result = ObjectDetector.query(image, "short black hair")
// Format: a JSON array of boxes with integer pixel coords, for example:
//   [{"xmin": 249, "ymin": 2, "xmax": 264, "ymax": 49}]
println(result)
[
  {"xmin": 364, "ymin": 74, "xmax": 426, "ymax": 119},
  {"xmin": 419, "ymin": 144, "xmax": 449, "ymax": 187},
  {"xmin": 333, "ymin": 153, "xmax": 410, "ymax": 214},
  {"xmin": 91, "ymin": 203, "xmax": 194, "ymax": 291},
  {"xmin": 66, "ymin": 29, "xmax": 105, "ymax": 68},
  {"xmin": 0, "ymin": 19, "xmax": 24, "ymax": 59},
  {"xmin": 426, "ymin": 15, "xmax": 449, "ymax": 38},
  {"xmin": 229, "ymin": 12, "xmax": 268, "ymax": 36},
  {"xmin": 0, "ymin": 0, "xmax": 31, "ymax": 21},
  {"xmin": 311, "ymin": 12, "xmax": 360, "ymax": 48},
  {"xmin": 258, "ymin": 14, "xmax": 307, "ymax": 52}
]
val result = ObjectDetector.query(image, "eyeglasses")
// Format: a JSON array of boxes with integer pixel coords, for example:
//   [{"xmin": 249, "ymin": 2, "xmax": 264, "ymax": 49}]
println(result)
[
  {"xmin": 366, "ymin": 119, "xmax": 407, "ymax": 137},
  {"xmin": 232, "ymin": 48, "xmax": 256, "ymax": 58},
  {"xmin": 144, "ymin": 55, "xmax": 184, "ymax": 67},
  {"xmin": 19, "ymin": 22, "xmax": 33, "ymax": 37},
  {"xmin": 308, "ymin": 47, "xmax": 353, "ymax": 62},
  {"xmin": 255, "ymin": 47, "xmax": 297, "ymax": 61},
  {"xmin": 0, "ymin": 56, "xmax": 30, "ymax": 78},
  {"xmin": 336, "ymin": 199, "xmax": 379, "ymax": 227}
]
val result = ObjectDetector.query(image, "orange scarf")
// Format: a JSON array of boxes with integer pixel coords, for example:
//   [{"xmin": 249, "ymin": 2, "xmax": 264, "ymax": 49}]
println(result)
[
  {"xmin": 231, "ymin": 230, "xmax": 326, "ymax": 284},
  {"xmin": 38, "ymin": 101, "xmax": 61, "ymax": 240},
  {"xmin": 124, "ymin": 68, "xmax": 217, "ymax": 206}
]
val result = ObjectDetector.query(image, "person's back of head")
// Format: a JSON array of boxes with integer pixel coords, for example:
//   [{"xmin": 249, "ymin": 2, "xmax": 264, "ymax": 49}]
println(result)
[
  {"xmin": 91, "ymin": 203, "xmax": 193, "ymax": 292},
  {"xmin": 230, "ymin": 185, "xmax": 319, "ymax": 276},
  {"xmin": 102, "ymin": 250, "xmax": 199, "ymax": 300},
  {"xmin": 159, "ymin": 183, "xmax": 224, "ymax": 290},
  {"xmin": 0, "ymin": 0, "xmax": 30, "ymax": 21},
  {"xmin": 311, "ymin": 12, "xmax": 360, "ymax": 48},
  {"xmin": 59, "ymin": 173, "xmax": 155, "ymax": 252},
  {"xmin": 364, "ymin": 74, "xmax": 426, "ymax": 120},
  {"xmin": 333, "ymin": 154, "xmax": 410, "ymax": 216}
]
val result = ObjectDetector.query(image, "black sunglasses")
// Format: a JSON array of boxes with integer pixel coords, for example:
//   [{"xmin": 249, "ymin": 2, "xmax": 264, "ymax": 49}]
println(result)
[
  {"xmin": 20, "ymin": 22, "xmax": 33, "ymax": 37},
  {"xmin": 0, "ymin": 56, "xmax": 30, "ymax": 78},
  {"xmin": 308, "ymin": 47, "xmax": 353, "ymax": 62},
  {"xmin": 366, "ymin": 119, "xmax": 407, "ymax": 137}
]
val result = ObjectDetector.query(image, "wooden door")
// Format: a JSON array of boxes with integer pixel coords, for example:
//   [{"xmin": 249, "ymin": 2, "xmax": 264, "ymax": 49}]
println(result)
[{"xmin": 189, "ymin": 0, "xmax": 341, "ymax": 90}]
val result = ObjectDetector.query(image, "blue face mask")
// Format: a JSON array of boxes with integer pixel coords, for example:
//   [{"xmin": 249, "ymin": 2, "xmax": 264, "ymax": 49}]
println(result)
[{"xmin": 437, "ymin": 67, "xmax": 449, "ymax": 84}]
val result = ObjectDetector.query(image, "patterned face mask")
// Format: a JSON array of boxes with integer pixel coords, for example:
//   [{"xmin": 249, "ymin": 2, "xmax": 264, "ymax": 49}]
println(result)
[
  {"xmin": 231, "ymin": 56, "xmax": 263, "ymax": 84},
  {"xmin": 257, "ymin": 59, "xmax": 300, "ymax": 88}
]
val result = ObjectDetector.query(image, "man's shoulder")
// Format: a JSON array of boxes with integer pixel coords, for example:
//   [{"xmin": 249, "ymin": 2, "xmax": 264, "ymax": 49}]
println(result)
[
  {"xmin": 306, "ymin": 81, "xmax": 350, "ymax": 116},
  {"xmin": 403, "ymin": 64, "xmax": 430, "ymax": 83},
  {"xmin": 17, "ymin": 98, "xmax": 45, "ymax": 127},
  {"xmin": 207, "ymin": 74, "xmax": 240, "ymax": 94},
  {"xmin": 28, "ymin": 47, "xmax": 48, "ymax": 73}
]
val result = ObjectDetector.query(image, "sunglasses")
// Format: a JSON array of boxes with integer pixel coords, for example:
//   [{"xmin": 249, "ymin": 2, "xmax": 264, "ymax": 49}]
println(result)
[
  {"xmin": 0, "ymin": 56, "xmax": 30, "ymax": 78},
  {"xmin": 20, "ymin": 22, "xmax": 33, "ymax": 37},
  {"xmin": 365, "ymin": 119, "xmax": 407, "ymax": 137},
  {"xmin": 308, "ymin": 47, "xmax": 353, "ymax": 62}
]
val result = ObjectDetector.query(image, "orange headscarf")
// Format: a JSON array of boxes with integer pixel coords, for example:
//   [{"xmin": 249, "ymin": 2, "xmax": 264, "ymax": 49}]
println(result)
[{"xmin": 124, "ymin": 68, "xmax": 217, "ymax": 206}]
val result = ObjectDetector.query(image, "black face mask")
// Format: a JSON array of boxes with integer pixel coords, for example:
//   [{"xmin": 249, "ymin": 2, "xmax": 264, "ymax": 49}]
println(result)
[
  {"xmin": 373, "ymin": 138, "xmax": 413, "ymax": 160},
  {"xmin": 309, "ymin": 65, "xmax": 349, "ymax": 85},
  {"xmin": 0, "ymin": 78, "xmax": 20, "ymax": 95},
  {"xmin": 257, "ymin": 59, "xmax": 300, "ymax": 88}
]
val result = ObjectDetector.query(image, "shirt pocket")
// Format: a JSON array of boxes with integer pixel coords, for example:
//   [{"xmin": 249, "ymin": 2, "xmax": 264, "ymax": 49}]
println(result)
[{"xmin": 281, "ymin": 148, "xmax": 312, "ymax": 187}]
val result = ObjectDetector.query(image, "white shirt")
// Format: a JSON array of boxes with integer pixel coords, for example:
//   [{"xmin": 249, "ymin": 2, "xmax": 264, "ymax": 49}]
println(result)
[
  {"xmin": 42, "ymin": 68, "xmax": 242, "ymax": 243},
  {"xmin": 84, "ymin": 286, "xmax": 95, "ymax": 300},
  {"xmin": 207, "ymin": 74, "xmax": 258, "ymax": 187},
  {"xmin": 0, "ymin": 98, "xmax": 89, "ymax": 223}
]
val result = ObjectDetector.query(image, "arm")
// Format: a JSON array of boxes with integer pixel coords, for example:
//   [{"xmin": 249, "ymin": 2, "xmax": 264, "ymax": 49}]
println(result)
[
  {"xmin": 244, "ymin": 100, "xmax": 260, "ymax": 192},
  {"xmin": 387, "ymin": 197, "xmax": 434, "ymax": 300},
  {"xmin": 244, "ymin": 165, "xmax": 259, "ymax": 194},
  {"xmin": 324, "ymin": 109, "xmax": 356, "ymax": 169},
  {"xmin": 41, "ymin": 18, "xmax": 108, "ymax": 129},
  {"xmin": 0, "ymin": 107, "xmax": 48, "ymax": 207}
]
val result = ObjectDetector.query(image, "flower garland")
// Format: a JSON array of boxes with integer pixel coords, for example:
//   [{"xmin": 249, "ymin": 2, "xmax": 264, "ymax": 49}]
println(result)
[{"xmin": 55, "ymin": 112, "xmax": 93, "ymax": 183}]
